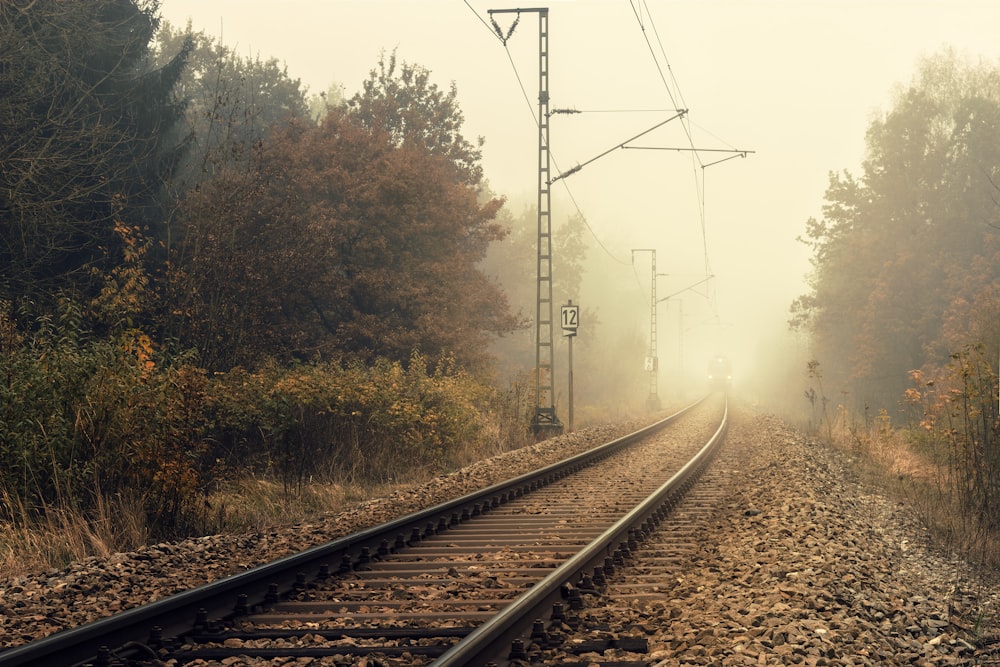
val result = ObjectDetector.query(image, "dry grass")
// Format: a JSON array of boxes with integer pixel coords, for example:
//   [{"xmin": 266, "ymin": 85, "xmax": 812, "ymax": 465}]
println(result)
[
  {"xmin": 825, "ymin": 410, "xmax": 1000, "ymax": 570},
  {"xmin": 194, "ymin": 477, "xmax": 404, "ymax": 534},
  {"xmin": 0, "ymin": 488, "xmax": 148, "ymax": 575},
  {"xmin": 0, "ymin": 473, "xmax": 432, "ymax": 579}
]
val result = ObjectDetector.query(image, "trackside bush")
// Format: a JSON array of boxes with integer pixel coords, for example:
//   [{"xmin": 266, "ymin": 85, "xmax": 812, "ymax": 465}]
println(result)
[
  {"xmin": 0, "ymin": 311, "xmax": 213, "ymax": 536},
  {"xmin": 1, "ymin": 307, "xmax": 489, "ymax": 537},
  {"xmin": 904, "ymin": 344, "xmax": 1000, "ymax": 531},
  {"xmin": 257, "ymin": 353, "xmax": 485, "ymax": 487}
]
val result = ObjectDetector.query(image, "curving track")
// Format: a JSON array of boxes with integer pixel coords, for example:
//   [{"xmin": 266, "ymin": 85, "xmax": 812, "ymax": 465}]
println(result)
[{"xmin": 0, "ymin": 394, "xmax": 728, "ymax": 667}]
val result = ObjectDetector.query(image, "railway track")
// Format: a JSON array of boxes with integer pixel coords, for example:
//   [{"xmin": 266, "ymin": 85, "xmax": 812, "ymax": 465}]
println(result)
[{"xmin": 0, "ymin": 394, "xmax": 728, "ymax": 667}]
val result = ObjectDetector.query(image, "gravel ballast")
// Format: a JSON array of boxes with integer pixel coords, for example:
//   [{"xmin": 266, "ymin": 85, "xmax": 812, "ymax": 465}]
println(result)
[
  {"xmin": 611, "ymin": 407, "xmax": 1000, "ymax": 666},
  {"xmin": 0, "ymin": 403, "xmax": 997, "ymax": 665}
]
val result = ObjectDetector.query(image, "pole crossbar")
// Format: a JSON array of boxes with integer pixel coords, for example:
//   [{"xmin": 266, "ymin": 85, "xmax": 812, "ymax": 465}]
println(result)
[{"xmin": 551, "ymin": 111, "xmax": 687, "ymax": 183}]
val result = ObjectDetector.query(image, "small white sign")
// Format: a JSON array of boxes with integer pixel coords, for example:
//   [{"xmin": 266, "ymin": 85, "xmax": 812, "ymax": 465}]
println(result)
[{"xmin": 561, "ymin": 304, "xmax": 579, "ymax": 334}]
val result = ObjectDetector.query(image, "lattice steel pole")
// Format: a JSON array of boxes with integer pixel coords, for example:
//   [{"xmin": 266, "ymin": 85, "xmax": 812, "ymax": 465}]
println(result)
[{"xmin": 490, "ymin": 7, "xmax": 562, "ymax": 436}]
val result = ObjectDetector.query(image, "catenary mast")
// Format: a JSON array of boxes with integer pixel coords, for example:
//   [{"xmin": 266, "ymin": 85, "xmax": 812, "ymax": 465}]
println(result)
[{"xmin": 490, "ymin": 7, "xmax": 562, "ymax": 436}]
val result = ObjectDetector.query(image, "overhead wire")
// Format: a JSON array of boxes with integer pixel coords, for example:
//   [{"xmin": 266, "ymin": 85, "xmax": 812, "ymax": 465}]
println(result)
[
  {"xmin": 630, "ymin": 0, "xmax": 724, "ymax": 298},
  {"xmin": 464, "ymin": 0, "xmax": 502, "ymax": 40},
  {"xmin": 465, "ymin": 2, "xmax": 632, "ymax": 266},
  {"xmin": 465, "ymin": 1, "xmax": 745, "ymax": 357}
]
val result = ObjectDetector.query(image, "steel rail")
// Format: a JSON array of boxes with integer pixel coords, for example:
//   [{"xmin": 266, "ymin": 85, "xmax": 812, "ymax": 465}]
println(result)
[
  {"xmin": 0, "ymin": 397, "xmax": 708, "ymax": 667},
  {"xmin": 433, "ymin": 398, "xmax": 728, "ymax": 667}
]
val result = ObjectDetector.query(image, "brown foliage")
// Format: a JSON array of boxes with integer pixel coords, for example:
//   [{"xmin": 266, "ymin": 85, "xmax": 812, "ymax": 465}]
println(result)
[{"xmin": 167, "ymin": 108, "xmax": 517, "ymax": 373}]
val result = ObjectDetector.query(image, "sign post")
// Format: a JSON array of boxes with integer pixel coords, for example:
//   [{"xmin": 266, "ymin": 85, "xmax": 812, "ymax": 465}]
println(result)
[{"xmin": 561, "ymin": 301, "xmax": 579, "ymax": 432}]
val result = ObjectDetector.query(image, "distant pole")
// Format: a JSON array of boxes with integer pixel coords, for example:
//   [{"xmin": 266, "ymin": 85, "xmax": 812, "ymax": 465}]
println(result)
[
  {"xmin": 678, "ymin": 300, "xmax": 683, "ymax": 377},
  {"xmin": 633, "ymin": 249, "xmax": 660, "ymax": 411}
]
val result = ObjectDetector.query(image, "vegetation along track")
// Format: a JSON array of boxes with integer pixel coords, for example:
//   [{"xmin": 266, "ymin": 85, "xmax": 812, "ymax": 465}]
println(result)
[{"xmin": 0, "ymin": 395, "xmax": 728, "ymax": 667}]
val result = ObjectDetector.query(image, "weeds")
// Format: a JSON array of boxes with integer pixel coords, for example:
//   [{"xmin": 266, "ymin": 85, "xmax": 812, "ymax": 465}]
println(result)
[
  {"xmin": 0, "ymin": 303, "xmax": 537, "ymax": 574},
  {"xmin": 810, "ymin": 348, "xmax": 1000, "ymax": 569},
  {"xmin": 0, "ymin": 487, "xmax": 148, "ymax": 573}
]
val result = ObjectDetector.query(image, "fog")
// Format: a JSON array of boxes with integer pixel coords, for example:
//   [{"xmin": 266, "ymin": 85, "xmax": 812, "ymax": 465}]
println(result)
[{"xmin": 160, "ymin": 0, "xmax": 1000, "ymax": 420}]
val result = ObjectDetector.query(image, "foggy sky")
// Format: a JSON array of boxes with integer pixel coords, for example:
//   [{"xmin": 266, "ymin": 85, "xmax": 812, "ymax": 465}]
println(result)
[{"xmin": 159, "ymin": 0, "xmax": 1000, "ymax": 393}]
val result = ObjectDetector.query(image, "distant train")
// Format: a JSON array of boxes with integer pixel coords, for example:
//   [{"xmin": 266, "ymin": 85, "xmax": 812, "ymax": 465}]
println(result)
[{"xmin": 707, "ymin": 355, "xmax": 732, "ymax": 390}]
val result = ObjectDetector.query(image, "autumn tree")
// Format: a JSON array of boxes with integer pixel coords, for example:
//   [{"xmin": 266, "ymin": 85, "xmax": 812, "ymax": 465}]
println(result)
[
  {"xmin": 162, "ymin": 137, "xmax": 300, "ymax": 369},
  {"xmin": 168, "ymin": 61, "xmax": 518, "ymax": 373},
  {"xmin": 349, "ymin": 50, "xmax": 485, "ymax": 187},
  {"xmin": 0, "ymin": 0, "xmax": 189, "ymax": 325},
  {"xmin": 792, "ymin": 50, "xmax": 1000, "ymax": 408},
  {"xmin": 286, "ymin": 109, "xmax": 516, "ymax": 372}
]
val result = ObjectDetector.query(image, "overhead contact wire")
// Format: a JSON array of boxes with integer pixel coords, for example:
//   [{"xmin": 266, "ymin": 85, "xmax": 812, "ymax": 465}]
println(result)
[
  {"xmin": 631, "ymin": 0, "xmax": 718, "ymax": 304},
  {"xmin": 489, "ymin": 11, "xmax": 630, "ymax": 266}
]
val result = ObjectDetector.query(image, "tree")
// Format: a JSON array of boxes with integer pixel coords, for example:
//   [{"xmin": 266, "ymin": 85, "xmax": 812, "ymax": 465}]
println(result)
[
  {"xmin": 168, "ymin": 89, "xmax": 518, "ymax": 373},
  {"xmin": 0, "ymin": 0, "xmax": 189, "ymax": 323},
  {"xmin": 152, "ymin": 21, "xmax": 309, "ymax": 198},
  {"xmin": 262, "ymin": 109, "xmax": 517, "ymax": 372},
  {"xmin": 793, "ymin": 50, "xmax": 1000, "ymax": 408},
  {"xmin": 348, "ymin": 50, "xmax": 486, "ymax": 188},
  {"xmin": 162, "ymin": 136, "xmax": 301, "ymax": 370}
]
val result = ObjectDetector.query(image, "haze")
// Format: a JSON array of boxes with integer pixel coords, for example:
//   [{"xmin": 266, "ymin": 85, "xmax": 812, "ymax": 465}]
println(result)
[{"xmin": 159, "ymin": 0, "xmax": 1000, "ymax": 415}]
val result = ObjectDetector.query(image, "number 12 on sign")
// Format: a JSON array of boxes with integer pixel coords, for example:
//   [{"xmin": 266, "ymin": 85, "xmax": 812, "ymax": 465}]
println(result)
[{"xmin": 561, "ymin": 303, "xmax": 579, "ymax": 336}]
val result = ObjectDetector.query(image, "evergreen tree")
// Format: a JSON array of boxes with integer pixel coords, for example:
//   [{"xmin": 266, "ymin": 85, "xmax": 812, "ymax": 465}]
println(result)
[{"xmin": 0, "ymin": 0, "xmax": 189, "ymax": 324}]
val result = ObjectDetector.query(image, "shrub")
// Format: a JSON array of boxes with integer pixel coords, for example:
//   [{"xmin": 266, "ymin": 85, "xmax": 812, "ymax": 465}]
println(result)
[
  {"xmin": 905, "ymin": 345, "xmax": 1000, "ymax": 530},
  {"xmin": 0, "ymin": 307, "xmax": 214, "ymax": 536},
  {"xmin": 260, "ymin": 353, "xmax": 486, "ymax": 486},
  {"xmin": 1, "ymin": 299, "xmax": 500, "ymax": 542}
]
